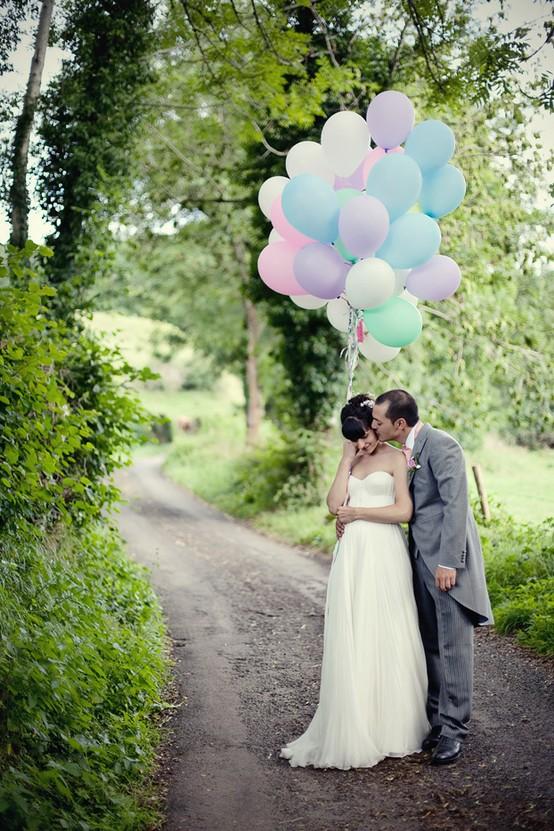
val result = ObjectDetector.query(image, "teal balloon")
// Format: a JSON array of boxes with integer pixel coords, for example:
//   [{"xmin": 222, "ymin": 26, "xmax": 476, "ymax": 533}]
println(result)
[
  {"xmin": 282, "ymin": 174, "xmax": 339, "ymax": 243},
  {"xmin": 336, "ymin": 188, "xmax": 360, "ymax": 207},
  {"xmin": 363, "ymin": 296, "xmax": 422, "ymax": 347},
  {"xmin": 334, "ymin": 238, "xmax": 358, "ymax": 264},
  {"xmin": 420, "ymin": 164, "xmax": 466, "ymax": 218},
  {"xmin": 377, "ymin": 214, "xmax": 441, "ymax": 269},
  {"xmin": 405, "ymin": 120, "xmax": 455, "ymax": 173},
  {"xmin": 366, "ymin": 154, "xmax": 422, "ymax": 221}
]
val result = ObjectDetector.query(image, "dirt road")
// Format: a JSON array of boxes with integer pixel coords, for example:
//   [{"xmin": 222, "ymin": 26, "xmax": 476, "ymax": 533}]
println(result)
[{"xmin": 117, "ymin": 456, "xmax": 553, "ymax": 831}]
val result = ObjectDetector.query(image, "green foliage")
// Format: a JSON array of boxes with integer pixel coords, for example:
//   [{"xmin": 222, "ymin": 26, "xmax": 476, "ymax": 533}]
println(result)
[
  {"xmin": 218, "ymin": 429, "xmax": 327, "ymax": 518},
  {"xmin": 0, "ymin": 246, "xmax": 168, "ymax": 828},
  {"xmin": 97, "ymin": 1, "xmax": 553, "ymax": 450},
  {"xmin": 0, "ymin": 522, "xmax": 168, "ymax": 830},
  {"xmin": 0, "ymin": 247, "xmax": 155, "ymax": 533},
  {"xmin": 479, "ymin": 510, "xmax": 554, "ymax": 654},
  {"xmin": 36, "ymin": 0, "xmax": 157, "ymax": 317},
  {"xmin": 479, "ymin": 513, "xmax": 554, "ymax": 607}
]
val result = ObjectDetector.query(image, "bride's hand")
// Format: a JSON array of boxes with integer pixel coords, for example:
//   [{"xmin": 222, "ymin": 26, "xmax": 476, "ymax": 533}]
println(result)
[
  {"xmin": 336, "ymin": 506, "xmax": 358, "ymax": 524},
  {"xmin": 341, "ymin": 440, "xmax": 358, "ymax": 462}
]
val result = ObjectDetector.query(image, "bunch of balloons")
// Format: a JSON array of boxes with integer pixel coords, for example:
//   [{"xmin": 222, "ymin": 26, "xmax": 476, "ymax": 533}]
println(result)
[{"xmin": 256, "ymin": 90, "xmax": 465, "ymax": 365}]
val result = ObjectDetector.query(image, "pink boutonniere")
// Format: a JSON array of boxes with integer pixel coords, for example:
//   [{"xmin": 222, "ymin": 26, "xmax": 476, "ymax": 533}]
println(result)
[{"xmin": 407, "ymin": 453, "xmax": 422, "ymax": 477}]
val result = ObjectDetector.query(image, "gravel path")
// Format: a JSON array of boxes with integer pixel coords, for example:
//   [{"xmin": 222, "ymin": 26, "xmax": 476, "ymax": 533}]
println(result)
[{"xmin": 116, "ymin": 456, "xmax": 553, "ymax": 831}]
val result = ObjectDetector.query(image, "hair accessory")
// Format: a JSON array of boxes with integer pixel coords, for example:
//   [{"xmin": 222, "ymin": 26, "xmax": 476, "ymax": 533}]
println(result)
[{"xmin": 361, "ymin": 399, "xmax": 375, "ymax": 408}]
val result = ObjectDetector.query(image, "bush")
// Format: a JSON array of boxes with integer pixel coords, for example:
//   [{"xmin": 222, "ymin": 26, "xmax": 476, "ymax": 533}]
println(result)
[
  {"xmin": 0, "ymin": 246, "xmax": 156, "ymax": 533},
  {"xmin": 218, "ymin": 429, "xmax": 327, "ymax": 518},
  {"xmin": 0, "ymin": 244, "xmax": 169, "ymax": 828},
  {"xmin": 0, "ymin": 522, "xmax": 168, "ymax": 830},
  {"xmin": 479, "ymin": 510, "xmax": 554, "ymax": 654}
]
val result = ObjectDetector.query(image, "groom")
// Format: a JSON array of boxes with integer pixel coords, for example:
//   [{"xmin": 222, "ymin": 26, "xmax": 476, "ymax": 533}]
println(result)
[{"xmin": 370, "ymin": 389, "xmax": 493, "ymax": 765}]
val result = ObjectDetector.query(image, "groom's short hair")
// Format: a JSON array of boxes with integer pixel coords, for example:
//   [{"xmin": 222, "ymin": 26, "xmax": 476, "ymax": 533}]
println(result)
[{"xmin": 375, "ymin": 389, "xmax": 419, "ymax": 427}]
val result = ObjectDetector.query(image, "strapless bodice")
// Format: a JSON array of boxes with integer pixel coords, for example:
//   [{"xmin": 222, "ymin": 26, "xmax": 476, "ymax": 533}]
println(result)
[{"xmin": 347, "ymin": 470, "xmax": 395, "ymax": 508}]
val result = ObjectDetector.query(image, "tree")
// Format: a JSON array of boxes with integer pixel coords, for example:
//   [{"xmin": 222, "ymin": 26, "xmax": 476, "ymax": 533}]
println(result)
[
  {"xmin": 35, "ymin": 0, "xmax": 156, "ymax": 318},
  {"xmin": 104, "ymin": 0, "xmax": 552, "ymax": 448},
  {"xmin": 8, "ymin": 0, "xmax": 55, "ymax": 248}
]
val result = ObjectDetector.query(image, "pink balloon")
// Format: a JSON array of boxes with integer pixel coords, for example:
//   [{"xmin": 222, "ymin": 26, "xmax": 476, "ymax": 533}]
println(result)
[
  {"xmin": 361, "ymin": 146, "xmax": 404, "ymax": 183},
  {"xmin": 257, "ymin": 242, "xmax": 308, "ymax": 295},
  {"xmin": 270, "ymin": 196, "xmax": 315, "ymax": 248},
  {"xmin": 406, "ymin": 255, "xmax": 461, "ymax": 301},
  {"xmin": 361, "ymin": 147, "xmax": 386, "ymax": 181}
]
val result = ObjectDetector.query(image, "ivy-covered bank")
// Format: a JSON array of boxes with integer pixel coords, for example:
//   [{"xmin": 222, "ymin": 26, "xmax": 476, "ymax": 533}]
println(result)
[{"xmin": 0, "ymin": 246, "xmax": 169, "ymax": 830}]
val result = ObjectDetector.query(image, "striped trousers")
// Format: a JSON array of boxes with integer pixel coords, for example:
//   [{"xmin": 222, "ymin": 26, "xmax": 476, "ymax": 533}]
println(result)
[{"xmin": 411, "ymin": 555, "xmax": 474, "ymax": 741}]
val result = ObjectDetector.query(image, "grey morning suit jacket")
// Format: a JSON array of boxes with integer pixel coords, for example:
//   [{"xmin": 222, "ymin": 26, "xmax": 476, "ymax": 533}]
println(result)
[{"xmin": 408, "ymin": 424, "xmax": 494, "ymax": 626}]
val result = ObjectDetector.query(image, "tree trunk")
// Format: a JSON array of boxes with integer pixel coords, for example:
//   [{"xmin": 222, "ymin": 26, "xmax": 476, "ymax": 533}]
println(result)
[
  {"xmin": 232, "ymin": 234, "xmax": 263, "ymax": 445},
  {"xmin": 9, "ymin": 0, "xmax": 55, "ymax": 249},
  {"xmin": 243, "ymin": 296, "xmax": 263, "ymax": 446}
]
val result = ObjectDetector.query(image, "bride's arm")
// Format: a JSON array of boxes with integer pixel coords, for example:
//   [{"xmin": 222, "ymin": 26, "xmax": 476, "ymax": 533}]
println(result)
[
  {"xmin": 326, "ymin": 441, "xmax": 357, "ymax": 514},
  {"xmin": 336, "ymin": 453, "xmax": 413, "ymax": 524}
]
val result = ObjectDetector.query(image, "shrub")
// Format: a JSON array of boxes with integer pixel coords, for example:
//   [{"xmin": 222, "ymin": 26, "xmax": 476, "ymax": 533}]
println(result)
[
  {"xmin": 0, "ymin": 523, "xmax": 168, "ymax": 830},
  {"xmin": 0, "ymin": 245, "xmax": 156, "ymax": 533},
  {"xmin": 0, "ymin": 244, "xmax": 169, "ymax": 828},
  {"xmin": 479, "ymin": 508, "xmax": 554, "ymax": 654}
]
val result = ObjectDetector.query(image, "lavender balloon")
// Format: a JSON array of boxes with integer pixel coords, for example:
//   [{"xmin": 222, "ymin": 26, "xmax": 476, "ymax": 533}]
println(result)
[
  {"xmin": 338, "ymin": 195, "xmax": 389, "ymax": 258},
  {"xmin": 294, "ymin": 243, "xmax": 349, "ymax": 299},
  {"xmin": 366, "ymin": 91, "xmax": 414, "ymax": 150},
  {"xmin": 406, "ymin": 255, "xmax": 461, "ymax": 301}
]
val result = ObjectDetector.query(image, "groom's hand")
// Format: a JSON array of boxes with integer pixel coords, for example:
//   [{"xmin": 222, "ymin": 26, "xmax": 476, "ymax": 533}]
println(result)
[{"xmin": 435, "ymin": 566, "xmax": 457, "ymax": 592}]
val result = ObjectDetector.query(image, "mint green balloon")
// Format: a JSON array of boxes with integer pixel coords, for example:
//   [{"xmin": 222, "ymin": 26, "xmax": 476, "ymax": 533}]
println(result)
[
  {"xmin": 334, "ymin": 237, "xmax": 358, "ymax": 264},
  {"xmin": 363, "ymin": 296, "xmax": 422, "ymax": 347},
  {"xmin": 336, "ymin": 188, "xmax": 360, "ymax": 207}
]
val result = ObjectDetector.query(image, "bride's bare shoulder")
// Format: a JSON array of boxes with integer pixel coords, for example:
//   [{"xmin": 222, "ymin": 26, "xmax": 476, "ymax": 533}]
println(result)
[{"xmin": 380, "ymin": 442, "xmax": 402, "ymax": 455}]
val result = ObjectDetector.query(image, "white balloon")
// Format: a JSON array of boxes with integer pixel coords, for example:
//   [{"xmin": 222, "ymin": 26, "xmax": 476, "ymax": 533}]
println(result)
[
  {"xmin": 358, "ymin": 333, "xmax": 400, "ymax": 363},
  {"xmin": 345, "ymin": 258, "xmax": 395, "ymax": 309},
  {"xmin": 269, "ymin": 228, "xmax": 284, "ymax": 244},
  {"xmin": 285, "ymin": 141, "xmax": 335, "ymax": 184},
  {"xmin": 326, "ymin": 297, "xmax": 351, "ymax": 332},
  {"xmin": 401, "ymin": 288, "xmax": 419, "ymax": 305},
  {"xmin": 393, "ymin": 269, "xmax": 411, "ymax": 295},
  {"xmin": 321, "ymin": 111, "xmax": 370, "ymax": 177},
  {"xmin": 258, "ymin": 176, "xmax": 289, "ymax": 219},
  {"xmin": 290, "ymin": 294, "xmax": 327, "ymax": 309}
]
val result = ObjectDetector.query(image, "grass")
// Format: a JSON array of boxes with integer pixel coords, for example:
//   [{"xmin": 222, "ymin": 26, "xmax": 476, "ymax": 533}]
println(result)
[
  {"xmin": 136, "ymin": 386, "xmax": 553, "ymax": 527},
  {"xmin": 89, "ymin": 310, "xmax": 550, "ymax": 525}
]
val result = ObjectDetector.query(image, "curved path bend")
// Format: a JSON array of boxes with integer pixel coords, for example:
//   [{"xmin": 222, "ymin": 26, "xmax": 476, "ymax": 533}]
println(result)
[{"xmin": 116, "ymin": 456, "xmax": 553, "ymax": 831}]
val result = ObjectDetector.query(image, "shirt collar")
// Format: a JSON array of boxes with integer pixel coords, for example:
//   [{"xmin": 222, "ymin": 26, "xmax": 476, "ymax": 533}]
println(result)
[{"xmin": 404, "ymin": 420, "xmax": 423, "ymax": 450}]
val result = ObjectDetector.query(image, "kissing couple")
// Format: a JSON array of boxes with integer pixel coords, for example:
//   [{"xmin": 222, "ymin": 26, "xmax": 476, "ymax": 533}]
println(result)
[{"xmin": 280, "ymin": 388, "xmax": 493, "ymax": 769}]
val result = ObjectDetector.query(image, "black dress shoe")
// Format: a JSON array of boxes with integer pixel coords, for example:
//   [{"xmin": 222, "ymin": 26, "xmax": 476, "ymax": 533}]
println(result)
[
  {"xmin": 421, "ymin": 726, "xmax": 442, "ymax": 751},
  {"xmin": 431, "ymin": 736, "xmax": 462, "ymax": 765}
]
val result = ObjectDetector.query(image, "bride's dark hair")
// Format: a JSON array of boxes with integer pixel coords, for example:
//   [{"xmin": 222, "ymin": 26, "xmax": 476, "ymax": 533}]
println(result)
[{"xmin": 340, "ymin": 393, "xmax": 376, "ymax": 442}]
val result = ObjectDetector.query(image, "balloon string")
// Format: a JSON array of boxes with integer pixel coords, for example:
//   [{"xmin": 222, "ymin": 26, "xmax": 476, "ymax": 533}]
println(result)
[{"xmin": 342, "ymin": 305, "xmax": 362, "ymax": 402}]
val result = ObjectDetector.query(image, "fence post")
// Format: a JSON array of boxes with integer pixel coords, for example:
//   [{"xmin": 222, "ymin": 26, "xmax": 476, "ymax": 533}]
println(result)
[{"xmin": 472, "ymin": 464, "xmax": 491, "ymax": 521}]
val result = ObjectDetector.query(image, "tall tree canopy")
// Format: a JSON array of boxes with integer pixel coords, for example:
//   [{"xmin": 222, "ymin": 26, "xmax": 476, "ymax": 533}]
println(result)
[{"xmin": 96, "ymin": 0, "xmax": 552, "ymax": 445}]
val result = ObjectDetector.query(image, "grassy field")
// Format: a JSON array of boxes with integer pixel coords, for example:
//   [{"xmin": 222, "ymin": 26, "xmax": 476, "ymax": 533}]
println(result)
[
  {"xmin": 87, "ymin": 312, "xmax": 553, "ymax": 528},
  {"xmin": 138, "ymin": 387, "xmax": 553, "ymax": 530}
]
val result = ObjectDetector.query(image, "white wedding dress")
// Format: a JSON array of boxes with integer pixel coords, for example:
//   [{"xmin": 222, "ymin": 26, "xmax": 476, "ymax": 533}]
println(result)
[{"xmin": 280, "ymin": 470, "xmax": 429, "ymax": 769}]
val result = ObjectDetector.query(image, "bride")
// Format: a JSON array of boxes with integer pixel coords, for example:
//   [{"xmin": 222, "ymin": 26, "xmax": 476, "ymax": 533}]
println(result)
[{"xmin": 280, "ymin": 393, "xmax": 429, "ymax": 769}]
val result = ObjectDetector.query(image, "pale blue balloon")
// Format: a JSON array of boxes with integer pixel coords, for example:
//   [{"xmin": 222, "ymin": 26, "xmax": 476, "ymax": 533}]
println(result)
[
  {"xmin": 365, "ymin": 154, "xmax": 422, "ymax": 221},
  {"xmin": 377, "ymin": 214, "xmax": 441, "ymax": 269},
  {"xmin": 420, "ymin": 164, "xmax": 466, "ymax": 218},
  {"xmin": 404, "ymin": 120, "xmax": 455, "ymax": 173},
  {"xmin": 281, "ymin": 174, "xmax": 339, "ymax": 243}
]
